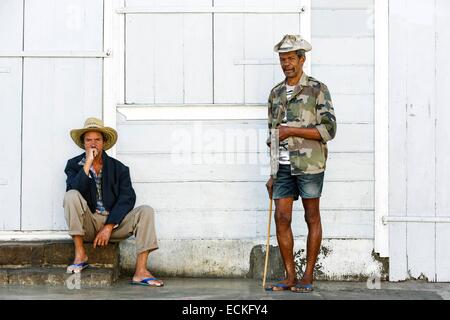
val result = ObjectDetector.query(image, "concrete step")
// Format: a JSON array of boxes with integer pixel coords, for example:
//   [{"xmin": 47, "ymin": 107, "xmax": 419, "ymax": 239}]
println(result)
[
  {"xmin": 0, "ymin": 266, "xmax": 118, "ymax": 287},
  {"xmin": 0, "ymin": 241, "xmax": 120, "ymax": 268}
]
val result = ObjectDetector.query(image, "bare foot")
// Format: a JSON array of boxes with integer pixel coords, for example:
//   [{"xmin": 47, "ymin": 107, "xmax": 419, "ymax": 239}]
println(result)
[{"xmin": 73, "ymin": 252, "xmax": 88, "ymax": 265}]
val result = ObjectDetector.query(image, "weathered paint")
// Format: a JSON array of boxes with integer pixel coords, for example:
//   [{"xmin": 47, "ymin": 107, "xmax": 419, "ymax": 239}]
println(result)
[{"xmin": 120, "ymin": 238, "xmax": 386, "ymax": 280}]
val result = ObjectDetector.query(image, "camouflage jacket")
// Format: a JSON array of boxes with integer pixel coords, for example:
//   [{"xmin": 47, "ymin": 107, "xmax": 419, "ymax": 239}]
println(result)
[{"xmin": 268, "ymin": 72, "xmax": 337, "ymax": 175}]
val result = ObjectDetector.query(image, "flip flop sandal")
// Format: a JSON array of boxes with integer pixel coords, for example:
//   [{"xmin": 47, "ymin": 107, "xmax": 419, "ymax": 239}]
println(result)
[
  {"xmin": 130, "ymin": 277, "xmax": 164, "ymax": 287},
  {"xmin": 291, "ymin": 283, "xmax": 314, "ymax": 293},
  {"xmin": 265, "ymin": 283, "xmax": 293, "ymax": 292},
  {"xmin": 66, "ymin": 262, "xmax": 89, "ymax": 274}
]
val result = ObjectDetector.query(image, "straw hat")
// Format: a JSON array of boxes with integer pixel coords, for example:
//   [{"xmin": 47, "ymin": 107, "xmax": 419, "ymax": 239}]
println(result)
[
  {"xmin": 274, "ymin": 34, "xmax": 312, "ymax": 53},
  {"xmin": 70, "ymin": 117, "xmax": 118, "ymax": 150}
]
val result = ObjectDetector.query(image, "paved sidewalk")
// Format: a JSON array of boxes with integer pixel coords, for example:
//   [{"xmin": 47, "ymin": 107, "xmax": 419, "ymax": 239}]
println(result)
[{"xmin": 0, "ymin": 278, "xmax": 448, "ymax": 300}]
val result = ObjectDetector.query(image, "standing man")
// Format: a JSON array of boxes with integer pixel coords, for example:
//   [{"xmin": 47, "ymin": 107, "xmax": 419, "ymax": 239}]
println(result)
[
  {"xmin": 265, "ymin": 35, "xmax": 337, "ymax": 293},
  {"xmin": 64, "ymin": 117, "xmax": 163, "ymax": 287}
]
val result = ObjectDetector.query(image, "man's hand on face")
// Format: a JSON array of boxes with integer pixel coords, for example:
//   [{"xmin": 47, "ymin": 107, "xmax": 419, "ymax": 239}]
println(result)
[
  {"xmin": 279, "ymin": 126, "xmax": 292, "ymax": 141},
  {"xmin": 93, "ymin": 224, "xmax": 114, "ymax": 248},
  {"xmin": 85, "ymin": 147, "xmax": 98, "ymax": 164}
]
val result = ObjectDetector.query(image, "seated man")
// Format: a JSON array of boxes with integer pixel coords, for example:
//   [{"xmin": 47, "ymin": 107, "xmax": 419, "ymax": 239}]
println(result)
[{"xmin": 63, "ymin": 117, "xmax": 163, "ymax": 287}]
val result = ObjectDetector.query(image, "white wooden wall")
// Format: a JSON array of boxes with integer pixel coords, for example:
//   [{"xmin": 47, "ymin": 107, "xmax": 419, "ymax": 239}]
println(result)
[
  {"xmin": 389, "ymin": 0, "xmax": 450, "ymax": 282},
  {"xmin": 118, "ymin": 0, "xmax": 376, "ymax": 241},
  {"xmin": 0, "ymin": 0, "xmax": 377, "ymax": 244}
]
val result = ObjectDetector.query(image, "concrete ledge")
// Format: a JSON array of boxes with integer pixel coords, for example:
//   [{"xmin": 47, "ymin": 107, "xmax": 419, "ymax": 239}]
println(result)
[
  {"xmin": 0, "ymin": 267, "xmax": 117, "ymax": 287},
  {"xmin": 0, "ymin": 241, "xmax": 120, "ymax": 268},
  {"xmin": 119, "ymin": 238, "xmax": 388, "ymax": 281}
]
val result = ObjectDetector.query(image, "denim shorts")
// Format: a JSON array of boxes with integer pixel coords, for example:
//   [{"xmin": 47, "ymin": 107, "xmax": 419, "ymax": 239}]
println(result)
[{"xmin": 273, "ymin": 165, "xmax": 325, "ymax": 201}]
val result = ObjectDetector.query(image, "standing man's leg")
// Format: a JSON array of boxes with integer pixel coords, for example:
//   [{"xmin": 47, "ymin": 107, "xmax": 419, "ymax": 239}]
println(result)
[
  {"xmin": 291, "ymin": 171, "xmax": 324, "ymax": 293},
  {"xmin": 296, "ymin": 198, "xmax": 321, "ymax": 288},
  {"xmin": 269, "ymin": 198, "xmax": 297, "ymax": 291}
]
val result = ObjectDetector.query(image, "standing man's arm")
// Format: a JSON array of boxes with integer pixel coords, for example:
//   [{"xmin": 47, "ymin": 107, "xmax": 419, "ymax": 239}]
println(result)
[{"xmin": 279, "ymin": 84, "xmax": 336, "ymax": 142}]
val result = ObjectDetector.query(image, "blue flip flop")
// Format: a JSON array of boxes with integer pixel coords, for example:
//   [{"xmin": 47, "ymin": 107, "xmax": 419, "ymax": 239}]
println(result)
[
  {"xmin": 265, "ymin": 283, "xmax": 293, "ymax": 291},
  {"xmin": 66, "ymin": 262, "xmax": 89, "ymax": 274},
  {"xmin": 130, "ymin": 277, "xmax": 164, "ymax": 287},
  {"xmin": 291, "ymin": 283, "xmax": 314, "ymax": 293}
]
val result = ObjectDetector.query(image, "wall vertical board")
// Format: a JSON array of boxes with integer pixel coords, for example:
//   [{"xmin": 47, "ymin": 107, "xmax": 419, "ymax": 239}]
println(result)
[
  {"xmin": 388, "ymin": 0, "xmax": 408, "ymax": 281},
  {"xmin": 213, "ymin": 13, "xmax": 245, "ymax": 103},
  {"xmin": 183, "ymin": 13, "xmax": 213, "ymax": 104},
  {"xmin": 21, "ymin": 59, "xmax": 103, "ymax": 230},
  {"xmin": 153, "ymin": 14, "xmax": 184, "ymax": 104},
  {"xmin": 0, "ymin": 0, "xmax": 23, "ymax": 51},
  {"xmin": 435, "ymin": 0, "xmax": 450, "ymax": 282},
  {"xmin": 125, "ymin": 14, "xmax": 156, "ymax": 103},
  {"xmin": 0, "ymin": 59, "xmax": 22, "ymax": 231},
  {"xmin": 404, "ymin": 1, "xmax": 436, "ymax": 281},
  {"xmin": 0, "ymin": 0, "xmax": 23, "ymax": 231}
]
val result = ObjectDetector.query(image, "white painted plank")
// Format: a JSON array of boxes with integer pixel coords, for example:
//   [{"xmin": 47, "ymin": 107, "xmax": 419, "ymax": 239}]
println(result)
[
  {"xmin": 0, "ymin": 59, "xmax": 22, "ymax": 230},
  {"xmin": 118, "ymin": 152, "xmax": 373, "ymax": 183},
  {"xmin": 125, "ymin": 14, "xmax": 156, "ymax": 103},
  {"xmin": 244, "ymin": 13, "xmax": 277, "ymax": 104},
  {"xmin": 153, "ymin": 14, "xmax": 184, "ymax": 103},
  {"xmin": 21, "ymin": 59, "xmax": 103, "ymax": 231},
  {"xmin": 388, "ymin": 0, "xmax": 409, "ymax": 281},
  {"xmin": 118, "ymin": 93, "xmax": 373, "ymax": 123},
  {"xmin": 0, "ymin": 0, "xmax": 23, "ymax": 50},
  {"xmin": 404, "ymin": 0, "xmax": 436, "ymax": 281},
  {"xmin": 312, "ymin": 37, "xmax": 374, "ymax": 66},
  {"xmin": 183, "ymin": 13, "xmax": 213, "ymax": 104},
  {"xmin": 126, "ymin": 0, "xmax": 212, "ymax": 6},
  {"xmin": 134, "ymin": 181, "xmax": 374, "ymax": 212},
  {"xmin": 312, "ymin": 0, "xmax": 373, "ymax": 10},
  {"xmin": 24, "ymin": 0, "xmax": 103, "ymax": 51},
  {"xmin": 312, "ymin": 9, "xmax": 374, "ymax": 37},
  {"xmin": 214, "ymin": 13, "xmax": 245, "ymax": 103},
  {"xmin": 435, "ymin": 0, "xmax": 450, "ymax": 282},
  {"xmin": 143, "ymin": 210, "xmax": 374, "ymax": 240},
  {"xmin": 116, "ymin": 121, "xmax": 373, "ymax": 154},
  {"xmin": 312, "ymin": 65, "xmax": 374, "ymax": 95}
]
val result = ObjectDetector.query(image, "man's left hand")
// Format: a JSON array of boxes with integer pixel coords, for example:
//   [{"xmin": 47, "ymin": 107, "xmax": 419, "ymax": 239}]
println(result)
[
  {"xmin": 279, "ymin": 126, "xmax": 292, "ymax": 141},
  {"xmin": 93, "ymin": 224, "xmax": 114, "ymax": 248}
]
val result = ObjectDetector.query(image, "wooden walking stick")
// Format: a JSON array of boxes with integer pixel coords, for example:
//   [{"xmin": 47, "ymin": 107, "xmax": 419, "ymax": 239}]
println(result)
[
  {"xmin": 262, "ymin": 128, "xmax": 279, "ymax": 289},
  {"xmin": 262, "ymin": 197, "xmax": 273, "ymax": 289}
]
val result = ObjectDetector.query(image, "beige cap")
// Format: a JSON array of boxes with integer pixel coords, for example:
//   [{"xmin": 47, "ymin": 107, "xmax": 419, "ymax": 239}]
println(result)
[{"xmin": 274, "ymin": 34, "xmax": 312, "ymax": 53}]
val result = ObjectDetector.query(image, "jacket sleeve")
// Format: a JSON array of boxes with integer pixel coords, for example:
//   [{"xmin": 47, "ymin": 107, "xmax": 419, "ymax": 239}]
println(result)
[
  {"xmin": 315, "ymin": 83, "xmax": 337, "ymax": 143},
  {"xmin": 105, "ymin": 166, "xmax": 136, "ymax": 225},
  {"xmin": 65, "ymin": 160, "xmax": 91, "ymax": 194}
]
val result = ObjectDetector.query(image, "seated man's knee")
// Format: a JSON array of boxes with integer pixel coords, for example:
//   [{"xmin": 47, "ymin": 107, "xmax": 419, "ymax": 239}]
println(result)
[
  {"xmin": 64, "ymin": 190, "xmax": 82, "ymax": 205},
  {"xmin": 139, "ymin": 205, "xmax": 155, "ymax": 219}
]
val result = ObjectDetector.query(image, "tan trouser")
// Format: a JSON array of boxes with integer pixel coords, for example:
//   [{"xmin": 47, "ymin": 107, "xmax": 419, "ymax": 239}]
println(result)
[{"xmin": 63, "ymin": 190, "xmax": 158, "ymax": 254}]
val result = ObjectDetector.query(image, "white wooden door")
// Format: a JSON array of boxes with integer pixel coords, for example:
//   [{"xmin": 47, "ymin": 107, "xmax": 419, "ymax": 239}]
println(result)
[
  {"xmin": 0, "ymin": 0, "xmax": 23, "ymax": 231},
  {"xmin": 0, "ymin": 0, "xmax": 104, "ymax": 231},
  {"xmin": 389, "ymin": 0, "xmax": 450, "ymax": 282}
]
